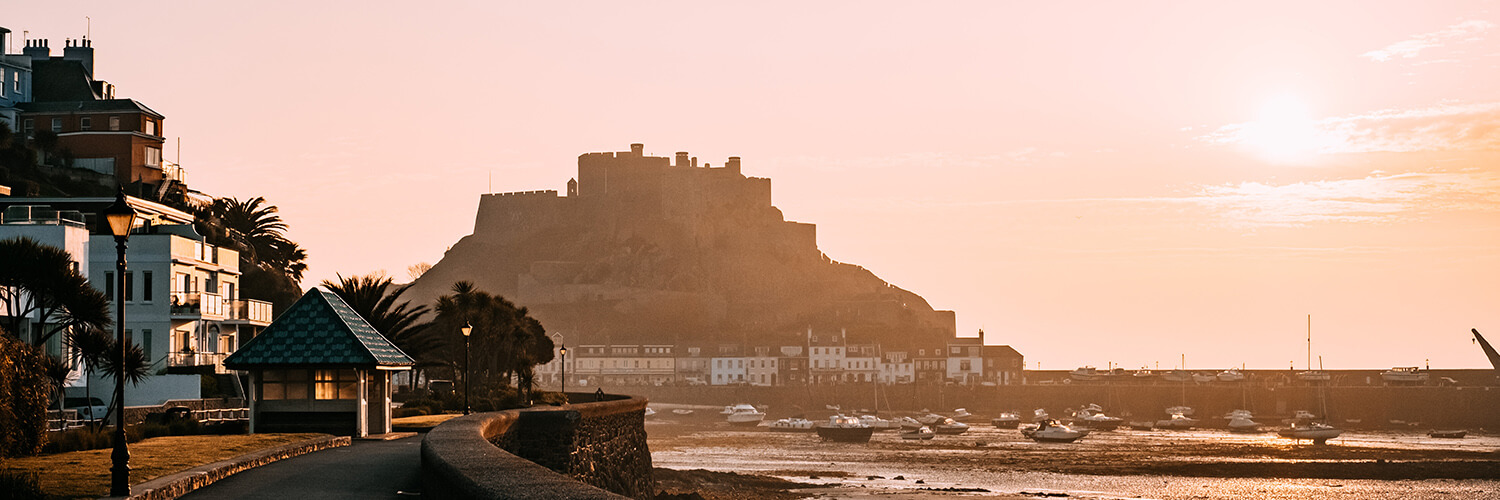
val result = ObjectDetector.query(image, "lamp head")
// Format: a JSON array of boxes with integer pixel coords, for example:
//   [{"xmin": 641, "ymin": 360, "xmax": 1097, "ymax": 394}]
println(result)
[
  {"xmin": 559, "ymin": 344, "xmax": 567, "ymax": 356},
  {"xmin": 461, "ymin": 322, "xmax": 472, "ymax": 337},
  {"xmin": 102, "ymin": 191, "xmax": 137, "ymax": 239}
]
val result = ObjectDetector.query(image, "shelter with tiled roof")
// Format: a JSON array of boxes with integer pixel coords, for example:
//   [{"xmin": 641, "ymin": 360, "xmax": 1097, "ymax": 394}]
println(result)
[{"xmin": 225, "ymin": 288, "xmax": 413, "ymax": 437}]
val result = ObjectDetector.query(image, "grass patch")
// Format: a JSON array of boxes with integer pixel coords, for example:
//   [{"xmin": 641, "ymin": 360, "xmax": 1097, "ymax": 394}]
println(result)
[
  {"xmin": 391, "ymin": 413, "xmax": 463, "ymax": 430},
  {"xmin": 0, "ymin": 433, "xmax": 329, "ymax": 499}
]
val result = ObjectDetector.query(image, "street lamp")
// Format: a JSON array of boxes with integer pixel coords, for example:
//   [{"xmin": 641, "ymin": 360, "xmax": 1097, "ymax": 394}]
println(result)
[
  {"xmin": 102, "ymin": 191, "xmax": 136, "ymax": 497},
  {"xmin": 461, "ymin": 322, "xmax": 472, "ymax": 415},
  {"xmin": 550, "ymin": 332, "xmax": 566, "ymax": 403}
]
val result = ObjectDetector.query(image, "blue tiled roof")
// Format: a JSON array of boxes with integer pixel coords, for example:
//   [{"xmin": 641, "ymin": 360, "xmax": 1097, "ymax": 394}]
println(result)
[{"xmin": 224, "ymin": 288, "xmax": 414, "ymax": 369}]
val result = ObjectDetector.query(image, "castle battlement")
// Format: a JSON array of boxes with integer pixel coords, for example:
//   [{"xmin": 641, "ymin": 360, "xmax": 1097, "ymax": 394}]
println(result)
[{"xmin": 484, "ymin": 190, "xmax": 559, "ymax": 198}]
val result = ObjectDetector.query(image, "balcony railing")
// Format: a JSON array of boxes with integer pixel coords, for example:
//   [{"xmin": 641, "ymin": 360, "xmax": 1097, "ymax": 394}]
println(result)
[
  {"xmin": 227, "ymin": 299, "xmax": 274, "ymax": 324},
  {"xmin": 168, "ymin": 351, "xmax": 227, "ymax": 371},
  {"xmin": 170, "ymin": 292, "xmax": 226, "ymax": 319}
]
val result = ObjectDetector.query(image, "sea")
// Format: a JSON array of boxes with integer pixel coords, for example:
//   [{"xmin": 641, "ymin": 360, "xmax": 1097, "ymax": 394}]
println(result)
[{"xmin": 650, "ymin": 421, "xmax": 1500, "ymax": 500}]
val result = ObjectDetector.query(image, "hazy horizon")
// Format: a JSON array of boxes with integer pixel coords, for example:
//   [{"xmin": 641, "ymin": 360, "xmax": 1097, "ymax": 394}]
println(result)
[{"xmin": 10, "ymin": 2, "xmax": 1498, "ymax": 369}]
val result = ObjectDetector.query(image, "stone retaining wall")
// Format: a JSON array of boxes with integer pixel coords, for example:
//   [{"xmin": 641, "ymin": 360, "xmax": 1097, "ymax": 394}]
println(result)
[{"xmin": 421, "ymin": 394, "xmax": 653, "ymax": 500}]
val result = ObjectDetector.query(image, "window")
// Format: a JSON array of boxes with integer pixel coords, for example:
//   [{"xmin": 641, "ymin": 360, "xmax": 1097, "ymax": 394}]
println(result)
[
  {"xmin": 51, "ymin": 118, "xmax": 62, "ymax": 132},
  {"xmin": 109, "ymin": 116, "xmax": 120, "ymax": 131},
  {"xmin": 124, "ymin": 272, "xmax": 134, "ymax": 302},
  {"xmin": 951, "ymin": 346, "xmax": 961, "ymax": 355},
  {"xmin": 22, "ymin": 118, "xmax": 32, "ymax": 132},
  {"xmin": 142, "ymin": 271, "xmax": 153, "ymax": 302},
  {"xmin": 260, "ymin": 369, "xmax": 311, "ymax": 400},
  {"xmin": 145, "ymin": 146, "xmax": 161, "ymax": 167},
  {"xmin": 145, "ymin": 119, "xmax": 156, "ymax": 136},
  {"xmin": 105, "ymin": 272, "xmax": 115, "ymax": 300},
  {"xmin": 80, "ymin": 116, "xmax": 92, "ymax": 130},
  {"xmin": 314, "ymin": 369, "xmax": 359, "ymax": 400},
  {"xmin": 142, "ymin": 329, "xmax": 152, "ymax": 359}
]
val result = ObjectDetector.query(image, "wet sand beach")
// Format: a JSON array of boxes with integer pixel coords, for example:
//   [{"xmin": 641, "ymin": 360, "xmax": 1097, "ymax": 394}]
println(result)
[{"xmin": 648, "ymin": 415, "xmax": 1500, "ymax": 499}]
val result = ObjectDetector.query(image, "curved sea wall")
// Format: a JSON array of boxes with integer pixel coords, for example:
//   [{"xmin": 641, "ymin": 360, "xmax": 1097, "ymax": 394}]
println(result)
[{"xmin": 420, "ymin": 394, "xmax": 653, "ymax": 500}]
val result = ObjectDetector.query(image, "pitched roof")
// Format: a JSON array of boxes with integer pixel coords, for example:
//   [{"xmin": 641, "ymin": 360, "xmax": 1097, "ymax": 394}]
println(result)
[
  {"xmin": 30, "ymin": 60, "xmax": 99, "ymax": 102},
  {"xmin": 19, "ymin": 99, "xmax": 163, "ymax": 118},
  {"xmin": 224, "ymin": 288, "xmax": 414, "ymax": 369}
]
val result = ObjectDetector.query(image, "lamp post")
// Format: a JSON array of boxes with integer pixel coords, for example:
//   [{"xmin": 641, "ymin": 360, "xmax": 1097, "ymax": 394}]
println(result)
[
  {"xmin": 461, "ymin": 322, "xmax": 472, "ymax": 415},
  {"xmin": 550, "ymin": 332, "xmax": 566, "ymax": 403},
  {"xmin": 103, "ymin": 191, "xmax": 136, "ymax": 497}
]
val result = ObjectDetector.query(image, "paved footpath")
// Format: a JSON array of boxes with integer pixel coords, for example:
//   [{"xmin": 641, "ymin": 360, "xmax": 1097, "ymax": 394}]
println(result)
[{"xmin": 180, "ymin": 438, "xmax": 423, "ymax": 499}]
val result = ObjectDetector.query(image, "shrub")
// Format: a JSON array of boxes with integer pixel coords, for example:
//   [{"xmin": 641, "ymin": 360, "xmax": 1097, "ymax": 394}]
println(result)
[
  {"xmin": 0, "ymin": 471, "xmax": 45, "ymax": 500},
  {"xmin": 0, "ymin": 335, "xmax": 50, "ymax": 457}
]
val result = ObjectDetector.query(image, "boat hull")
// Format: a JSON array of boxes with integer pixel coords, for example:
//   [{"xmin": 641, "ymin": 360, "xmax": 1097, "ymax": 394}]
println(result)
[
  {"xmin": 990, "ymin": 419, "xmax": 1020, "ymax": 429},
  {"xmin": 816, "ymin": 426, "xmax": 875, "ymax": 443}
]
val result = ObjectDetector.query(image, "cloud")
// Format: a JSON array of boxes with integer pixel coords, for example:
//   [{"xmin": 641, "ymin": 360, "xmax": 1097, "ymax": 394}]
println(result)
[
  {"xmin": 1361, "ymin": 19, "xmax": 1494, "ymax": 62},
  {"xmin": 1200, "ymin": 101, "xmax": 1500, "ymax": 154},
  {"xmin": 1184, "ymin": 171, "xmax": 1500, "ymax": 226}
]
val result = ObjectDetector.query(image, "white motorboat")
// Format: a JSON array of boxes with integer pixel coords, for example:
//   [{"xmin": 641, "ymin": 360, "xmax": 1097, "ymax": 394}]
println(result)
[
  {"xmin": 1290, "ymin": 410, "xmax": 1317, "ymax": 421},
  {"xmin": 1381, "ymin": 367, "xmax": 1429, "ymax": 384},
  {"xmin": 725, "ymin": 404, "xmax": 766, "ymax": 426},
  {"xmin": 1297, "ymin": 370, "xmax": 1331, "ymax": 382},
  {"xmin": 1021, "ymin": 419, "xmax": 1090, "ymax": 443},
  {"xmin": 900, "ymin": 426, "xmax": 936, "ymax": 440},
  {"xmin": 671, "ymin": 409, "xmax": 694, "ymax": 416},
  {"xmin": 1192, "ymin": 372, "xmax": 1216, "ymax": 383},
  {"xmin": 816, "ymin": 415, "xmax": 875, "ymax": 443},
  {"xmin": 1429, "ymin": 429, "xmax": 1467, "ymax": 439},
  {"xmin": 645, "ymin": 407, "xmax": 657, "ymax": 419},
  {"xmin": 1164, "ymin": 405, "xmax": 1195, "ymax": 416},
  {"xmin": 1032, "ymin": 408, "xmax": 1051, "ymax": 421},
  {"xmin": 1216, "ymin": 368, "xmax": 1246, "ymax": 382},
  {"xmin": 859, "ymin": 415, "xmax": 899, "ymax": 430},
  {"xmin": 917, "ymin": 413, "xmax": 947, "ymax": 425},
  {"xmin": 1162, "ymin": 369, "xmax": 1192, "ymax": 383},
  {"xmin": 1225, "ymin": 410, "xmax": 1261, "ymax": 432},
  {"xmin": 932, "ymin": 418, "xmax": 969, "ymax": 435},
  {"xmin": 1071, "ymin": 404, "xmax": 1123, "ymax": 430},
  {"xmin": 1069, "ymin": 366, "xmax": 1101, "ymax": 382},
  {"xmin": 897, "ymin": 416, "xmax": 924, "ymax": 430},
  {"xmin": 720, "ymin": 406, "xmax": 736, "ymax": 415},
  {"xmin": 769, "ymin": 417, "xmax": 816, "ymax": 432},
  {"xmin": 991, "ymin": 412, "xmax": 1021, "ymax": 429},
  {"xmin": 950, "ymin": 408, "xmax": 975, "ymax": 421},
  {"xmin": 1155, "ymin": 412, "xmax": 1199, "ymax": 430},
  {"xmin": 1278, "ymin": 422, "xmax": 1342, "ymax": 444}
]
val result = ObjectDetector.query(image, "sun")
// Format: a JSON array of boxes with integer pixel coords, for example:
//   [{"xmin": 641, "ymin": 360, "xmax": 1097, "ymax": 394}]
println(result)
[{"xmin": 1242, "ymin": 94, "xmax": 1320, "ymax": 164}]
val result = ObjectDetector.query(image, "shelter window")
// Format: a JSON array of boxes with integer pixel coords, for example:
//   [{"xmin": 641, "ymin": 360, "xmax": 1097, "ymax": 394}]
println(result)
[
  {"xmin": 315, "ymin": 369, "xmax": 359, "ymax": 400},
  {"xmin": 261, "ymin": 369, "xmax": 312, "ymax": 400},
  {"xmin": 81, "ymin": 116, "xmax": 92, "ymax": 130}
]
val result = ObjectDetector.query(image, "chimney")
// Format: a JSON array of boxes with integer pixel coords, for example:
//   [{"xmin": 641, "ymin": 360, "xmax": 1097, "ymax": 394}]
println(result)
[
  {"xmin": 726, "ymin": 156, "xmax": 742, "ymax": 175},
  {"xmin": 675, "ymin": 152, "xmax": 689, "ymax": 168},
  {"xmin": 63, "ymin": 37, "xmax": 94, "ymax": 76},
  {"xmin": 24, "ymin": 39, "xmax": 49, "ymax": 60},
  {"xmin": 629, "ymin": 143, "xmax": 644, "ymax": 156},
  {"xmin": 691, "ymin": 156, "xmax": 698, "ymax": 168},
  {"xmin": 0, "ymin": 28, "xmax": 9, "ymax": 56}
]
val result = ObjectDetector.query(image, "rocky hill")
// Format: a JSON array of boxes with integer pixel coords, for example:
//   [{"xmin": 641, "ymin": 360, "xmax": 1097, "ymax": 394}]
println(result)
[{"xmin": 406, "ymin": 144, "xmax": 955, "ymax": 348}]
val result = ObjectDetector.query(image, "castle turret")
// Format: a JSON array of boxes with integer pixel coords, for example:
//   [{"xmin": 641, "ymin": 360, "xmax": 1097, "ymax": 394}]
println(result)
[
  {"xmin": 675, "ymin": 151, "xmax": 690, "ymax": 168},
  {"xmin": 630, "ymin": 143, "xmax": 644, "ymax": 157},
  {"xmin": 726, "ymin": 156, "xmax": 742, "ymax": 175}
]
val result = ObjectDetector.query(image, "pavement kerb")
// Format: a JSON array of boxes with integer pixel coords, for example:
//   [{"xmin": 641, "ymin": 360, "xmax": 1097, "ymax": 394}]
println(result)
[{"xmin": 98, "ymin": 434, "xmax": 354, "ymax": 500}]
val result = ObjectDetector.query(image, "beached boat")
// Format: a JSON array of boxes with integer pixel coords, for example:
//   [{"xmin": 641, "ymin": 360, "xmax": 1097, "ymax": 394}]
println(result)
[
  {"xmin": 816, "ymin": 415, "xmax": 875, "ymax": 443},
  {"xmin": 917, "ymin": 413, "xmax": 947, "ymax": 425},
  {"xmin": 1032, "ymin": 408, "xmax": 1051, "ymax": 421},
  {"xmin": 1069, "ymin": 366, "xmax": 1101, "ymax": 382},
  {"xmin": 1161, "ymin": 369, "xmax": 1192, "ymax": 383},
  {"xmin": 1381, "ymin": 367, "xmax": 1430, "ymax": 385},
  {"xmin": 1164, "ymin": 405, "xmax": 1195, "ymax": 416},
  {"xmin": 1428, "ymin": 429, "xmax": 1467, "ymax": 439},
  {"xmin": 1278, "ymin": 421, "xmax": 1342, "ymax": 444},
  {"xmin": 897, "ymin": 416, "xmax": 924, "ymax": 430},
  {"xmin": 950, "ymin": 408, "xmax": 975, "ymax": 421},
  {"xmin": 1297, "ymin": 370, "xmax": 1331, "ymax": 382},
  {"xmin": 1070, "ymin": 404, "xmax": 1123, "ymax": 430},
  {"xmin": 769, "ymin": 417, "xmax": 816, "ymax": 432},
  {"xmin": 725, "ymin": 404, "xmax": 766, "ymax": 426},
  {"xmin": 1124, "ymin": 421, "xmax": 1155, "ymax": 430},
  {"xmin": 1021, "ymin": 419, "xmax": 1090, "ymax": 443},
  {"xmin": 900, "ymin": 426, "xmax": 936, "ymax": 440},
  {"xmin": 1225, "ymin": 410, "xmax": 1261, "ymax": 433},
  {"xmin": 1155, "ymin": 412, "xmax": 1198, "ymax": 430},
  {"xmin": 991, "ymin": 412, "xmax": 1021, "ymax": 428},
  {"xmin": 932, "ymin": 418, "xmax": 969, "ymax": 435},
  {"xmin": 1192, "ymin": 372, "xmax": 1216, "ymax": 384},
  {"xmin": 671, "ymin": 409, "xmax": 694, "ymax": 416},
  {"xmin": 645, "ymin": 407, "xmax": 657, "ymax": 419},
  {"xmin": 1216, "ymin": 368, "xmax": 1246, "ymax": 382},
  {"xmin": 859, "ymin": 415, "xmax": 899, "ymax": 430}
]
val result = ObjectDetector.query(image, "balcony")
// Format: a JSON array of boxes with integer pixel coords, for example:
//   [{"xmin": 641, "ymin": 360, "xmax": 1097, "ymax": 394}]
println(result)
[
  {"xmin": 170, "ymin": 292, "xmax": 227, "ymax": 320},
  {"xmin": 167, "ymin": 351, "xmax": 229, "ymax": 374},
  {"xmin": 225, "ymin": 299, "xmax": 274, "ymax": 326}
]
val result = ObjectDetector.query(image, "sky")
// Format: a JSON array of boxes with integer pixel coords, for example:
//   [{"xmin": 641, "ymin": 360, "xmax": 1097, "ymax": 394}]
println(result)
[{"xmin": 9, "ymin": 2, "xmax": 1499, "ymax": 369}]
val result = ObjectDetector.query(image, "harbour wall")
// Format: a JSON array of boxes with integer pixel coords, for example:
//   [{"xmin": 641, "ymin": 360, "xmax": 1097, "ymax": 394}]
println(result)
[
  {"xmin": 632, "ymin": 383, "xmax": 1500, "ymax": 428},
  {"xmin": 421, "ymin": 393, "xmax": 653, "ymax": 500}
]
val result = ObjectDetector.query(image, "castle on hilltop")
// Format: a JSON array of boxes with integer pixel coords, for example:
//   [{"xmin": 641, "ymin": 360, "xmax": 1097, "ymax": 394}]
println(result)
[{"xmin": 408, "ymin": 143, "xmax": 962, "ymax": 358}]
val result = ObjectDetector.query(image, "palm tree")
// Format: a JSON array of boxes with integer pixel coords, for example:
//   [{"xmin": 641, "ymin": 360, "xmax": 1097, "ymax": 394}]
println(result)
[
  {"xmin": 41, "ymin": 354, "xmax": 72, "ymax": 413},
  {"xmin": 0, "ymin": 237, "xmax": 112, "ymax": 346},
  {"xmin": 433, "ymin": 282, "xmax": 553, "ymax": 391},
  {"xmin": 212, "ymin": 197, "xmax": 288, "ymax": 264},
  {"xmin": 66, "ymin": 328, "xmax": 112, "ymax": 422},
  {"xmin": 321, "ymin": 273, "xmax": 438, "ymax": 361}
]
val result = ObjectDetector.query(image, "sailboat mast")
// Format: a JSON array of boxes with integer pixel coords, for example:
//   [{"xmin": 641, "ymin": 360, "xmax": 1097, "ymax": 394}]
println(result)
[{"xmin": 1307, "ymin": 314, "xmax": 1312, "ymax": 371}]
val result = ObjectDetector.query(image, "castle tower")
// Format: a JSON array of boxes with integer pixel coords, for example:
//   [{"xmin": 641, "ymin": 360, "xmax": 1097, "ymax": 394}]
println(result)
[{"xmin": 567, "ymin": 178, "xmax": 578, "ymax": 197}]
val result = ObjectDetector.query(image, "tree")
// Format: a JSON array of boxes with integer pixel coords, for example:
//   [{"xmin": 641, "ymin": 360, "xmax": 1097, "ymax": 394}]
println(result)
[
  {"xmin": 0, "ymin": 331, "xmax": 51, "ymax": 457},
  {"xmin": 0, "ymin": 237, "xmax": 112, "ymax": 347},
  {"xmin": 196, "ymin": 197, "xmax": 308, "ymax": 312},
  {"xmin": 212, "ymin": 196, "xmax": 288, "ymax": 264},
  {"xmin": 321, "ymin": 273, "xmax": 439, "ymax": 366},
  {"xmin": 433, "ymin": 282, "xmax": 553, "ymax": 399},
  {"xmin": 66, "ymin": 328, "xmax": 112, "ymax": 422}
]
